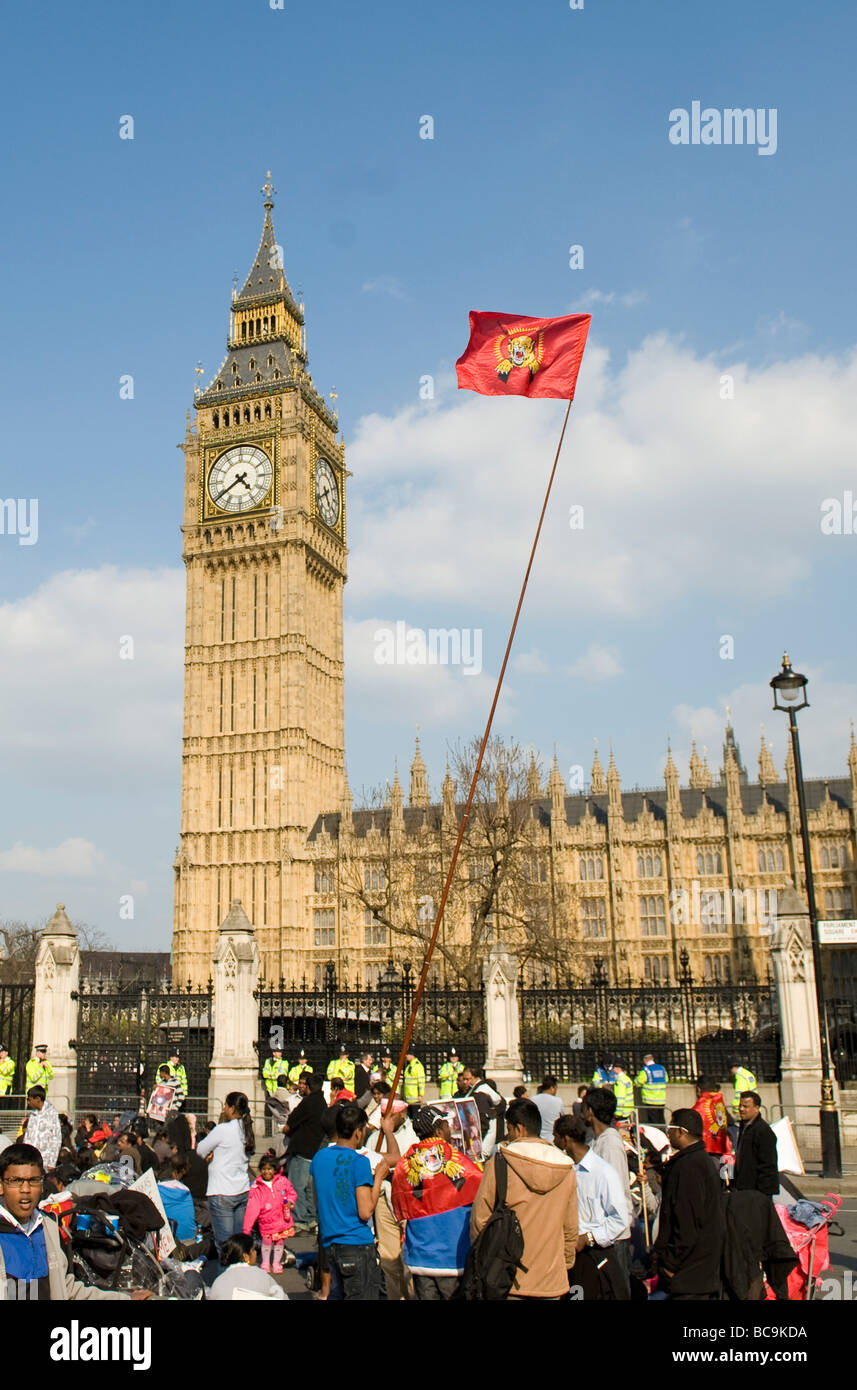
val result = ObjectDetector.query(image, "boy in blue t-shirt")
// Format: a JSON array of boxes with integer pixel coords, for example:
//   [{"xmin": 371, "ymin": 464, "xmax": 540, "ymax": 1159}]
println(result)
[{"xmin": 309, "ymin": 1103, "xmax": 396, "ymax": 1300}]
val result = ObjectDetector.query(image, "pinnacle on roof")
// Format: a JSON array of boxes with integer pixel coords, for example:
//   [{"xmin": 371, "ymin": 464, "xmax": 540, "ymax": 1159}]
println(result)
[
  {"xmin": 233, "ymin": 172, "xmax": 299, "ymax": 312},
  {"xmin": 688, "ymin": 739, "xmax": 712, "ymax": 791},
  {"xmin": 527, "ymin": 752, "xmax": 541, "ymax": 799},
  {"xmin": 758, "ymin": 726, "xmax": 779, "ymax": 786},
  {"xmin": 591, "ymin": 741, "xmax": 606, "ymax": 794},
  {"xmin": 409, "ymin": 732, "xmax": 429, "ymax": 808}
]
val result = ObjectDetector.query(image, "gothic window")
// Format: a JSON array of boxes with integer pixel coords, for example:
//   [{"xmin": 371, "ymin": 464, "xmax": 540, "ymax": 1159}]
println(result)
[
  {"xmin": 580, "ymin": 855, "xmax": 603, "ymax": 881},
  {"xmin": 637, "ymin": 853, "xmax": 662, "ymax": 878},
  {"xmin": 271, "ymin": 316, "xmax": 276, "ymax": 333},
  {"xmin": 469, "ymin": 859, "xmax": 491, "ymax": 883},
  {"xmin": 256, "ymin": 318, "xmax": 262, "ymax": 335},
  {"xmin": 249, "ymin": 358, "xmax": 256, "ymax": 370},
  {"xmin": 825, "ymin": 887, "xmax": 853, "ymax": 918},
  {"xmin": 701, "ymin": 891, "xmax": 727, "ymax": 935},
  {"xmin": 527, "ymin": 858, "xmax": 548, "ymax": 883},
  {"xmin": 213, "ymin": 411, "xmax": 219, "ymax": 428},
  {"xmin": 232, "ymin": 409, "xmax": 240, "ymax": 425},
  {"xmin": 274, "ymin": 370, "xmax": 280, "ymax": 380},
  {"xmin": 365, "ymin": 964, "xmax": 382, "ymax": 987},
  {"xmin": 254, "ymin": 404, "xmax": 261, "ymax": 419},
  {"xmin": 582, "ymin": 898, "xmax": 607, "ymax": 938},
  {"xmin": 267, "ymin": 354, "xmax": 274, "ymax": 368},
  {"xmin": 315, "ymin": 868, "xmax": 334, "ymax": 893},
  {"xmin": 313, "ymin": 908, "xmax": 335, "ymax": 946},
  {"xmin": 640, "ymin": 895, "xmax": 666, "ymax": 936},
  {"xmin": 644, "ymin": 955, "xmax": 667, "ymax": 983},
  {"xmin": 704, "ymin": 954, "xmax": 731, "ymax": 983},
  {"xmin": 241, "ymin": 322, "xmax": 247, "ymax": 339},
  {"xmin": 255, "ymin": 377, "xmax": 262, "ymax": 387},
  {"xmin": 364, "ymin": 909, "xmax": 386, "ymax": 946},
  {"xmin": 821, "ymin": 847, "xmax": 829, "ymax": 869},
  {"xmin": 776, "ymin": 849, "xmax": 784, "ymax": 871},
  {"xmin": 264, "ymin": 403, "xmax": 271, "ymax": 418},
  {"xmin": 243, "ymin": 407, "xmax": 250, "ymax": 423},
  {"xmin": 314, "ymin": 965, "xmax": 321, "ymax": 987},
  {"xmin": 364, "ymin": 866, "xmax": 385, "ymax": 892}
]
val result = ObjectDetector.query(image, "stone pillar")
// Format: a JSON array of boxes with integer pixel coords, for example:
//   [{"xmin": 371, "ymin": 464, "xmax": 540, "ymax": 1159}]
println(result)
[
  {"xmin": 209, "ymin": 900, "xmax": 265, "ymax": 1116},
  {"xmin": 770, "ymin": 884, "xmax": 837, "ymax": 1156},
  {"xmin": 482, "ymin": 944, "xmax": 523, "ymax": 1088},
  {"xmin": 33, "ymin": 904, "xmax": 80, "ymax": 1113}
]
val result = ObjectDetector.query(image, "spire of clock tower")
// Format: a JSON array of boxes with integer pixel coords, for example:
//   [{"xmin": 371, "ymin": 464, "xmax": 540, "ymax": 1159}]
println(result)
[{"xmin": 233, "ymin": 171, "xmax": 301, "ymax": 318}]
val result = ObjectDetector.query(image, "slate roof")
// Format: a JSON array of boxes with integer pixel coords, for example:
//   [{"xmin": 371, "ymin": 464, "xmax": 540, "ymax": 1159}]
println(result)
[
  {"xmin": 234, "ymin": 205, "xmax": 302, "ymax": 319},
  {"xmin": 307, "ymin": 774, "xmax": 853, "ymax": 845}
]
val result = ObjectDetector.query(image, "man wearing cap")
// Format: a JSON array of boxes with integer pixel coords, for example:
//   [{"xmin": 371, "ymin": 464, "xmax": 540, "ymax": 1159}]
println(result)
[
  {"xmin": 158, "ymin": 1051, "xmax": 188, "ymax": 1098},
  {"xmin": 25, "ymin": 1047, "xmax": 53, "ymax": 1096},
  {"xmin": 288, "ymin": 1049, "xmax": 313, "ymax": 1085},
  {"xmin": 402, "ymin": 1048, "xmax": 426, "ymax": 1106},
  {"xmin": 262, "ymin": 1046, "xmax": 290, "ymax": 1096},
  {"xmin": 391, "ymin": 1104, "xmax": 483, "ymax": 1300},
  {"xmin": 438, "ymin": 1048, "xmax": 464, "ymax": 1100},
  {"xmin": 634, "ymin": 1053, "xmax": 669, "ymax": 1126},
  {"xmin": 378, "ymin": 1050, "xmax": 396, "ymax": 1090},
  {"xmin": 652, "ymin": 1108, "xmax": 725, "ymax": 1299},
  {"xmin": 327, "ymin": 1044, "xmax": 355, "ymax": 1092},
  {"xmin": 0, "ymin": 1047, "xmax": 15, "ymax": 1105}
]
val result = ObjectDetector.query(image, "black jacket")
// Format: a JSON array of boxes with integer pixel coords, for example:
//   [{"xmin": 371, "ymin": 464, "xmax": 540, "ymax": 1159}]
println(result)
[
  {"xmin": 285, "ymin": 1090, "xmax": 327, "ymax": 1159},
  {"xmin": 734, "ymin": 1116, "xmax": 779, "ymax": 1197},
  {"xmin": 653, "ymin": 1141, "xmax": 725, "ymax": 1295},
  {"xmin": 721, "ymin": 1188, "xmax": 796, "ymax": 1300}
]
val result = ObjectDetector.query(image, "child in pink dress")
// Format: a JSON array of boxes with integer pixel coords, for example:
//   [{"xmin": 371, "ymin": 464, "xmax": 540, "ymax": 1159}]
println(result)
[{"xmin": 243, "ymin": 1155, "xmax": 298, "ymax": 1274}]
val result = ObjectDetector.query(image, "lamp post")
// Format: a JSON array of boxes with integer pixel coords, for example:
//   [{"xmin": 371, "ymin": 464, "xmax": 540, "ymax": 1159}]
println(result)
[{"xmin": 770, "ymin": 653, "xmax": 842, "ymax": 1177}]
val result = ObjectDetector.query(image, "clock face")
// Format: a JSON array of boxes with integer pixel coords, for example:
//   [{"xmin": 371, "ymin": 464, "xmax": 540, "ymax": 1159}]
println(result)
[
  {"xmin": 315, "ymin": 457, "xmax": 340, "ymax": 527},
  {"xmin": 208, "ymin": 445, "xmax": 273, "ymax": 513}
]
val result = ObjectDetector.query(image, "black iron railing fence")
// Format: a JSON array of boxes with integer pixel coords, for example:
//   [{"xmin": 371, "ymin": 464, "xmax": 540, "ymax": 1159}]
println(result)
[
  {"xmin": 255, "ymin": 960, "xmax": 485, "ymax": 1082},
  {"xmin": 0, "ymin": 982, "xmax": 35, "ymax": 1095},
  {"xmin": 71, "ymin": 978, "xmax": 214, "ymax": 1109},
  {"xmin": 520, "ymin": 952, "xmax": 780, "ymax": 1084}
]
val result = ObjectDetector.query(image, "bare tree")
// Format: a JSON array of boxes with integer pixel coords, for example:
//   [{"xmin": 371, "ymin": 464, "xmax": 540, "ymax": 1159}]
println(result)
[
  {"xmin": 0, "ymin": 917, "xmax": 114, "ymax": 983},
  {"xmin": 349, "ymin": 735, "xmax": 578, "ymax": 988}
]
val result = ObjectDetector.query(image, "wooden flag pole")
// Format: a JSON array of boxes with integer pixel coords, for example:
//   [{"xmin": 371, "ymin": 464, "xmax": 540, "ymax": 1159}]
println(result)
[{"xmin": 378, "ymin": 399, "xmax": 575, "ymax": 1143}]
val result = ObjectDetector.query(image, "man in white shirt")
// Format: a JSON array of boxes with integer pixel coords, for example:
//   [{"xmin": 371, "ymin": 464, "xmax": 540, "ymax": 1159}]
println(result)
[
  {"xmin": 554, "ymin": 1114, "xmax": 632, "ymax": 1299},
  {"xmin": 582, "ymin": 1086, "xmax": 634, "ymax": 1292},
  {"xmin": 23, "ymin": 1088, "xmax": 61, "ymax": 1172},
  {"xmin": 530, "ymin": 1076, "xmax": 565, "ymax": 1141}
]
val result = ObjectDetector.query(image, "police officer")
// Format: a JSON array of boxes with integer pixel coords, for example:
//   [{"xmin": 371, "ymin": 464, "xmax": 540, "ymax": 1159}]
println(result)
[
  {"xmin": 590, "ymin": 1060, "xmax": 613, "ymax": 1089},
  {"xmin": 610, "ymin": 1061, "xmax": 634, "ymax": 1120},
  {"xmin": 634, "ymin": 1052, "xmax": 668, "ymax": 1125},
  {"xmin": 288, "ymin": 1048, "xmax": 313, "ymax": 1085},
  {"xmin": 159, "ymin": 1051, "xmax": 189, "ymax": 1097},
  {"xmin": 729, "ymin": 1060, "xmax": 757, "ymax": 1145},
  {"xmin": 438, "ymin": 1047, "xmax": 464, "ymax": 1099},
  {"xmin": 0, "ymin": 1044, "xmax": 15, "ymax": 1104},
  {"xmin": 379, "ymin": 1049, "xmax": 396, "ymax": 1089},
  {"xmin": 327, "ymin": 1043, "xmax": 355, "ymax": 1090},
  {"xmin": 402, "ymin": 1048, "xmax": 426, "ymax": 1106},
  {"xmin": 25, "ymin": 1045, "xmax": 54, "ymax": 1094},
  {"xmin": 263, "ymin": 1045, "xmax": 290, "ymax": 1095}
]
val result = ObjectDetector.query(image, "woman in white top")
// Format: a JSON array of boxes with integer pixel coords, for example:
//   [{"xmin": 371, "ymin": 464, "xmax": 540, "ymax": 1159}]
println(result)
[
  {"xmin": 197, "ymin": 1091, "xmax": 254, "ymax": 1263},
  {"xmin": 207, "ymin": 1232, "xmax": 286, "ymax": 1301}
]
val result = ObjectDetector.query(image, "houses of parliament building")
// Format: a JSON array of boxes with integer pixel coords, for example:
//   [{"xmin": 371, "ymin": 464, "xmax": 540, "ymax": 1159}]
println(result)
[{"xmin": 171, "ymin": 182, "xmax": 857, "ymax": 989}]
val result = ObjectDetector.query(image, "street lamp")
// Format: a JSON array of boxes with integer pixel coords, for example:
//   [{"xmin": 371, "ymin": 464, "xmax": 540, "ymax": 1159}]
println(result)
[{"xmin": 770, "ymin": 653, "xmax": 842, "ymax": 1177}]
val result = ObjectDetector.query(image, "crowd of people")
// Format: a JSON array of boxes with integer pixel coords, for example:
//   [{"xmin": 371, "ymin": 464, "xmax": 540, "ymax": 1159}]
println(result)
[{"xmin": 0, "ymin": 1038, "xmax": 797, "ymax": 1302}]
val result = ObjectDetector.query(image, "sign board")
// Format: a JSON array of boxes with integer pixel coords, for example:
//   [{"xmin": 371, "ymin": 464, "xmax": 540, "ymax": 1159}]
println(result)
[{"xmin": 817, "ymin": 920, "xmax": 857, "ymax": 945}]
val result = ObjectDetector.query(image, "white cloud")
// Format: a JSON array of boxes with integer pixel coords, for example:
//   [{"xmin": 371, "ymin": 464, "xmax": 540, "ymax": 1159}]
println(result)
[
  {"xmin": 344, "ymin": 617, "xmax": 514, "ymax": 727},
  {"xmin": 567, "ymin": 643, "xmax": 624, "ymax": 682},
  {"xmin": 360, "ymin": 275, "xmax": 409, "ymax": 301},
  {"xmin": 576, "ymin": 288, "xmax": 647, "ymax": 310},
  {"xmin": 346, "ymin": 336, "xmax": 857, "ymax": 620},
  {"xmin": 513, "ymin": 649, "xmax": 548, "ymax": 675},
  {"xmin": 0, "ymin": 837, "xmax": 104, "ymax": 876},
  {"xmin": 0, "ymin": 565, "xmax": 183, "ymax": 789}
]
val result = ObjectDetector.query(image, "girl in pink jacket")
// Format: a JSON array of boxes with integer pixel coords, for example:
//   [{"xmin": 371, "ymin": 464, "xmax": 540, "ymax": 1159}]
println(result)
[{"xmin": 243, "ymin": 1155, "xmax": 298, "ymax": 1273}]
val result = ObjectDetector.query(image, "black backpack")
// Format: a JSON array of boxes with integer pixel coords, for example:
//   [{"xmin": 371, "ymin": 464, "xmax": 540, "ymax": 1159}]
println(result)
[{"xmin": 463, "ymin": 1150, "xmax": 527, "ymax": 1300}]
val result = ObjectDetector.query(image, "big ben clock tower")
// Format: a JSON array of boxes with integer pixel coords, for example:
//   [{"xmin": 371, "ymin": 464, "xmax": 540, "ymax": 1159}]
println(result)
[{"xmin": 173, "ymin": 176, "xmax": 347, "ymax": 984}]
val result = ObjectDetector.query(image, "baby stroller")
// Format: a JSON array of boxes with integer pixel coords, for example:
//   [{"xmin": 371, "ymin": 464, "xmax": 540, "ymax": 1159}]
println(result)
[
  {"xmin": 773, "ymin": 1193, "xmax": 843, "ymax": 1300},
  {"xmin": 67, "ymin": 1192, "xmax": 203, "ymax": 1298}
]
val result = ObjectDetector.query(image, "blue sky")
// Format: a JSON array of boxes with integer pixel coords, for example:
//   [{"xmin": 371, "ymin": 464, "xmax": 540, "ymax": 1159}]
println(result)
[{"xmin": 1, "ymin": 0, "xmax": 856, "ymax": 949}]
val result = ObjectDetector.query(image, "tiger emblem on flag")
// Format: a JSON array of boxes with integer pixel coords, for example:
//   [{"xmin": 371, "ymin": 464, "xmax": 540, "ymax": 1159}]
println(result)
[{"xmin": 495, "ymin": 326, "xmax": 545, "ymax": 383}]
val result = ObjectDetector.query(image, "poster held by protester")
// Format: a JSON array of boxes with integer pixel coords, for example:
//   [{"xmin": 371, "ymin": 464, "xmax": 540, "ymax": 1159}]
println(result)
[
  {"xmin": 431, "ymin": 1098, "xmax": 483, "ymax": 1164},
  {"xmin": 146, "ymin": 1083, "xmax": 177, "ymax": 1123},
  {"xmin": 129, "ymin": 1165, "xmax": 176, "ymax": 1258}
]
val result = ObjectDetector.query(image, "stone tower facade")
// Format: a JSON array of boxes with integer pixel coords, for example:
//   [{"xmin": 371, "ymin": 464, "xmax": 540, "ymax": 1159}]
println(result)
[{"xmin": 173, "ymin": 179, "xmax": 347, "ymax": 984}]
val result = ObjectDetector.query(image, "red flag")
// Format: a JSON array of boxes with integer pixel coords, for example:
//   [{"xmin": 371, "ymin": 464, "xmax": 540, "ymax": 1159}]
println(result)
[{"xmin": 456, "ymin": 310, "xmax": 591, "ymax": 399}]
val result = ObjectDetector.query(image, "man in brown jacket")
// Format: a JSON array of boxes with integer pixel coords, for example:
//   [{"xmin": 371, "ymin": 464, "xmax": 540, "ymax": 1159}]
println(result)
[{"xmin": 470, "ymin": 1097, "xmax": 578, "ymax": 1299}]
